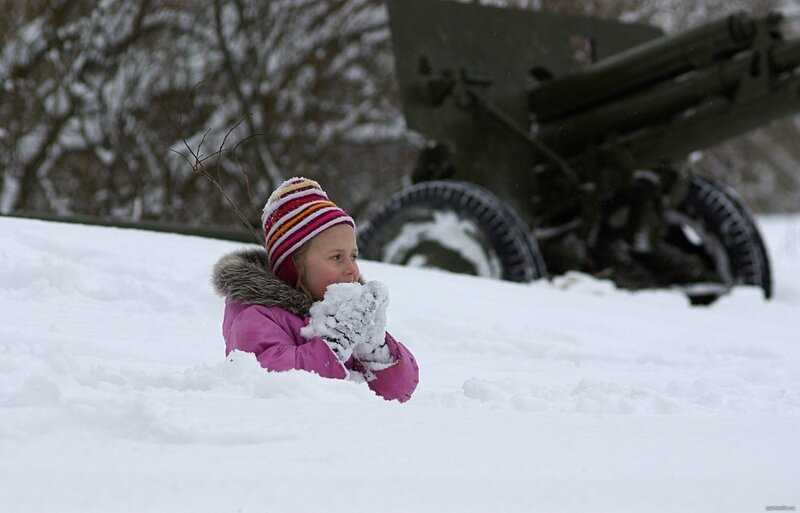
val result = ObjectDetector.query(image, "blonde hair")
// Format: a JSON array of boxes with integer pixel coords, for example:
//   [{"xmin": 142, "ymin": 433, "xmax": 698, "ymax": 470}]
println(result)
[{"xmin": 292, "ymin": 240, "xmax": 314, "ymax": 298}]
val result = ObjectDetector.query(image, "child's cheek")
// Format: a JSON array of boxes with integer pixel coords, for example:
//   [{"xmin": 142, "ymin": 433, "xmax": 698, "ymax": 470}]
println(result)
[{"xmin": 323, "ymin": 269, "xmax": 343, "ymax": 288}]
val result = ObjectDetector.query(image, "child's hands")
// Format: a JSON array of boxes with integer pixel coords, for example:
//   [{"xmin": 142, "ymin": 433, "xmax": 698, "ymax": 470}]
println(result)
[
  {"xmin": 300, "ymin": 281, "xmax": 389, "ymax": 363},
  {"xmin": 352, "ymin": 282, "xmax": 393, "ymax": 366}
]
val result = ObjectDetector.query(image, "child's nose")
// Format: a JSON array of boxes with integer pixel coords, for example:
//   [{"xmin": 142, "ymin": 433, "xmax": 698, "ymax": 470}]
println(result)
[{"xmin": 344, "ymin": 260, "xmax": 358, "ymax": 279}]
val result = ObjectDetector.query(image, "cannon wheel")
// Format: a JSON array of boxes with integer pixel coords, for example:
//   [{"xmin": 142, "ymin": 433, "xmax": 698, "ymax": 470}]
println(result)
[
  {"xmin": 357, "ymin": 181, "xmax": 546, "ymax": 282},
  {"xmin": 663, "ymin": 174, "xmax": 772, "ymax": 304}
]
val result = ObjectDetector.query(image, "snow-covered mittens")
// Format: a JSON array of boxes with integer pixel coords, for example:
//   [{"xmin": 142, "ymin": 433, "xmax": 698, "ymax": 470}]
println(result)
[
  {"xmin": 352, "ymin": 281, "xmax": 394, "ymax": 370},
  {"xmin": 300, "ymin": 281, "xmax": 391, "ymax": 365}
]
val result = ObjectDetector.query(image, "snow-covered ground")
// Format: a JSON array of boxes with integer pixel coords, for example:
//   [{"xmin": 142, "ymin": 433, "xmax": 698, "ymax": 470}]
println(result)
[{"xmin": 1, "ymin": 215, "xmax": 798, "ymax": 513}]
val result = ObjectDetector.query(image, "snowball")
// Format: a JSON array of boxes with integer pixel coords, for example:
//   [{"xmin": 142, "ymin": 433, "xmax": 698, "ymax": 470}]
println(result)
[{"xmin": 300, "ymin": 281, "xmax": 389, "ymax": 351}]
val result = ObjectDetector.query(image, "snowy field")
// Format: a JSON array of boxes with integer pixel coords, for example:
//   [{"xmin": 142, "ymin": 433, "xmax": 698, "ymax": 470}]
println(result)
[{"xmin": 1, "ymin": 214, "xmax": 798, "ymax": 513}]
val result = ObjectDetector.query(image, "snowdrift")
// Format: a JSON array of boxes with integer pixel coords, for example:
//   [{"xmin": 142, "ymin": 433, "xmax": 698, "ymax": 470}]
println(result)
[{"xmin": 1, "ymin": 215, "xmax": 798, "ymax": 513}]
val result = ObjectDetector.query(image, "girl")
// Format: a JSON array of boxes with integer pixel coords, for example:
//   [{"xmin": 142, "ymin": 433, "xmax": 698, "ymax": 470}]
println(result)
[{"xmin": 212, "ymin": 177, "xmax": 419, "ymax": 402}]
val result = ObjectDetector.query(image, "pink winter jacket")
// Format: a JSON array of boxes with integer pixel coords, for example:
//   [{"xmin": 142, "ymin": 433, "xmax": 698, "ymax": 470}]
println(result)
[{"xmin": 213, "ymin": 249, "xmax": 419, "ymax": 403}]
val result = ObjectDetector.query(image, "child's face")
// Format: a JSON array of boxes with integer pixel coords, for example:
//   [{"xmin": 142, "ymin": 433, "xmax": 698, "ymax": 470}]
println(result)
[{"xmin": 297, "ymin": 224, "xmax": 360, "ymax": 300}]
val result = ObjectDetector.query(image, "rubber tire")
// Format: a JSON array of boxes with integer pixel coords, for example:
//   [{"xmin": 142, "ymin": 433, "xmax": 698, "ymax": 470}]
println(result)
[
  {"xmin": 672, "ymin": 174, "xmax": 772, "ymax": 299},
  {"xmin": 358, "ymin": 181, "xmax": 547, "ymax": 282}
]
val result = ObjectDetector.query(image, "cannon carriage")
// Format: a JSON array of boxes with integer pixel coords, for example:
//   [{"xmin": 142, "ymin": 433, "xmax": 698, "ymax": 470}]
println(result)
[{"xmin": 358, "ymin": 0, "xmax": 800, "ymax": 303}]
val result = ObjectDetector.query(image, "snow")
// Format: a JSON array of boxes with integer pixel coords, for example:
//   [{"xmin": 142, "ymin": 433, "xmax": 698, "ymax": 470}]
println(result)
[
  {"xmin": 0, "ymin": 214, "xmax": 798, "ymax": 513},
  {"xmin": 381, "ymin": 211, "xmax": 503, "ymax": 277},
  {"xmin": 0, "ymin": 175, "xmax": 20, "ymax": 214},
  {"xmin": 301, "ymin": 281, "xmax": 389, "ymax": 351}
]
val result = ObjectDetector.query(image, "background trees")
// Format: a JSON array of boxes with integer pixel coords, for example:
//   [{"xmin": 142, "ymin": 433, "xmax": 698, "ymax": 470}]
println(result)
[{"xmin": 0, "ymin": 0, "xmax": 411, "ymax": 229}]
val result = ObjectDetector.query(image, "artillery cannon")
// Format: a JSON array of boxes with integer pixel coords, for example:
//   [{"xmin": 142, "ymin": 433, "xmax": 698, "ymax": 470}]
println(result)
[{"xmin": 358, "ymin": 0, "xmax": 800, "ymax": 303}]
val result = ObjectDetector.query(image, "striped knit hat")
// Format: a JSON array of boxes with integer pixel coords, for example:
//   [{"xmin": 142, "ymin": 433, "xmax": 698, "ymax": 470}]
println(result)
[{"xmin": 261, "ymin": 177, "xmax": 355, "ymax": 286}]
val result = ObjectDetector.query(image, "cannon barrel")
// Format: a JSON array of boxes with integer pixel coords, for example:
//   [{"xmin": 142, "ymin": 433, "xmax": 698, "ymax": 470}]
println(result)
[
  {"xmin": 537, "ymin": 36, "xmax": 800, "ymax": 156},
  {"xmin": 529, "ymin": 13, "xmax": 763, "ymax": 122},
  {"xmin": 620, "ymin": 57, "xmax": 800, "ymax": 169}
]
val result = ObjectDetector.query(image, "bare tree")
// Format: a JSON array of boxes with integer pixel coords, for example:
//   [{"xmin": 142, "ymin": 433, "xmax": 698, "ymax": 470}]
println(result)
[{"xmin": 0, "ymin": 0, "xmax": 407, "ymax": 226}]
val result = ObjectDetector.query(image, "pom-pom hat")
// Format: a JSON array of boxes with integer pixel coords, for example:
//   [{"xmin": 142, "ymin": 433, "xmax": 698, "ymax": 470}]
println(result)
[{"xmin": 262, "ymin": 177, "xmax": 355, "ymax": 286}]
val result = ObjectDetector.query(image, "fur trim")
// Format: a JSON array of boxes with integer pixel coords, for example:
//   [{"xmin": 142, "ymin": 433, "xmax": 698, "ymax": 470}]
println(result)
[{"xmin": 211, "ymin": 248, "xmax": 313, "ymax": 316}]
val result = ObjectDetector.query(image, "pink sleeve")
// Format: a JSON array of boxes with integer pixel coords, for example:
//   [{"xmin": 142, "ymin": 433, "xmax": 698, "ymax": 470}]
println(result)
[
  {"xmin": 360, "ymin": 332, "xmax": 419, "ymax": 403},
  {"xmin": 228, "ymin": 307, "xmax": 348, "ymax": 379}
]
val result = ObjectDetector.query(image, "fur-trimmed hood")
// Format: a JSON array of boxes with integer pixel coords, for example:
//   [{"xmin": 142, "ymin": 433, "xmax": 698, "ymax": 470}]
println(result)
[{"xmin": 212, "ymin": 248, "xmax": 312, "ymax": 317}]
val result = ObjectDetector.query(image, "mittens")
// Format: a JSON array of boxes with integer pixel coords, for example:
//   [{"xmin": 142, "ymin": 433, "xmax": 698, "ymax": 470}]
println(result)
[
  {"xmin": 352, "ymin": 281, "xmax": 393, "ymax": 366},
  {"xmin": 300, "ymin": 281, "xmax": 389, "ymax": 363}
]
